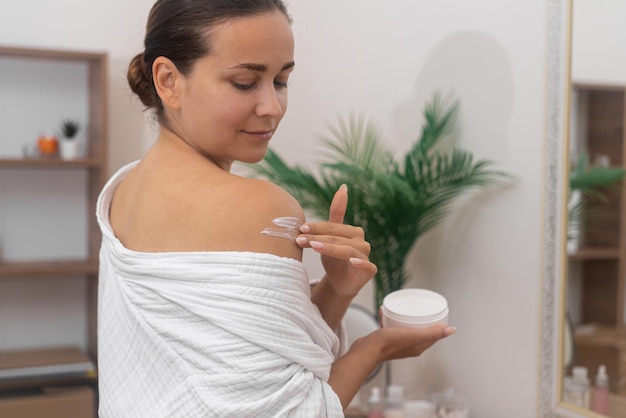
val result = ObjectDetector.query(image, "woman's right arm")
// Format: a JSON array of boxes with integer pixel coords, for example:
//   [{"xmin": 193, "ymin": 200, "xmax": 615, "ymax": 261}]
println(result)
[{"xmin": 327, "ymin": 324, "xmax": 456, "ymax": 410}]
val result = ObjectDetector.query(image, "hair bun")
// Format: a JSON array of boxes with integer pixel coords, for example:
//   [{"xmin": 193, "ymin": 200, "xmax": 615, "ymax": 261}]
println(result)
[{"xmin": 127, "ymin": 52, "xmax": 157, "ymax": 108}]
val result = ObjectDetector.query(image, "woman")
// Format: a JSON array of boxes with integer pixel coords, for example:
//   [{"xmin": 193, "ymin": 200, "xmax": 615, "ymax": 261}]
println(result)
[{"xmin": 96, "ymin": 0, "xmax": 455, "ymax": 416}]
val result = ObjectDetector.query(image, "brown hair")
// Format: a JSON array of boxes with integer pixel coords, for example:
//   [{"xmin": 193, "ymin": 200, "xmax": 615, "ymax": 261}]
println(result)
[{"xmin": 128, "ymin": 0, "xmax": 291, "ymax": 121}]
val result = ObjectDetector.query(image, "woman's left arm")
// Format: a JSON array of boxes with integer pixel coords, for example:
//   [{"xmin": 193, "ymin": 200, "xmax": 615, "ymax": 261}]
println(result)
[{"xmin": 297, "ymin": 185, "xmax": 377, "ymax": 330}]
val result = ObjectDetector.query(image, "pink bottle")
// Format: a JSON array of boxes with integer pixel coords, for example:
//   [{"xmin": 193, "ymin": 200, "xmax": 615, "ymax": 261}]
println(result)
[{"xmin": 591, "ymin": 365, "xmax": 609, "ymax": 415}]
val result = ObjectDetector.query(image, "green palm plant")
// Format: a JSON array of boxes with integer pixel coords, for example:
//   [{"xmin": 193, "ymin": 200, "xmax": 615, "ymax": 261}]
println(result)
[
  {"xmin": 568, "ymin": 153, "xmax": 626, "ymax": 241},
  {"xmin": 251, "ymin": 94, "xmax": 513, "ymax": 308}
]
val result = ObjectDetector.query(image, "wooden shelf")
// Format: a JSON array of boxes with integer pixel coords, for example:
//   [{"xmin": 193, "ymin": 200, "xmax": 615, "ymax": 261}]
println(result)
[
  {"xmin": 0, "ymin": 44, "xmax": 107, "ymax": 410},
  {"xmin": 0, "ymin": 373, "xmax": 97, "ymax": 392},
  {"xmin": 573, "ymin": 81, "xmax": 626, "ymax": 92},
  {"xmin": 0, "ymin": 261, "xmax": 99, "ymax": 278},
  {"xmin": 0, "ymin": 45, "xmax": 106, "ymax": 62},
  {"xmin": 0, "ymin": 157, "xmax": 102, "ymax": 168},
  {"xmin": 0, "ymin": 346, "xmax": 97, "ymax": 391},
  {"xmin": 569, "ymin": 247, "xmax": 621, "ymax": 260}
]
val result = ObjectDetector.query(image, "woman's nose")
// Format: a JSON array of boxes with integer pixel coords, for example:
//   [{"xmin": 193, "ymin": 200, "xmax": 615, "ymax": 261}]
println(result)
[{"xmin": 255, "ymin": 85, "xmax": 285, "ymax": 118}]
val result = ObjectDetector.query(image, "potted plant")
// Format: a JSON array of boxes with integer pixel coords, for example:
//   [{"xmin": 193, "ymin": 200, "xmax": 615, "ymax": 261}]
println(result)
[
  {"xmin": 58, "ymin": 119, "xmax": 81, "ymax": 160},
  {"xmin": 568, "ymin": 153, "xmax": 626, "ymax": 252},
  {"xmin": 250, "ymin": 94, "xmax": 513, "ymax": 308}
]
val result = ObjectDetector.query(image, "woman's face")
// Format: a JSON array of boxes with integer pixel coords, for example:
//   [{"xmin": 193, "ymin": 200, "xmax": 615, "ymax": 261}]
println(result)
[{"xmin": 169, "ymin": 11, "xmax": 295, "ymax": 170}]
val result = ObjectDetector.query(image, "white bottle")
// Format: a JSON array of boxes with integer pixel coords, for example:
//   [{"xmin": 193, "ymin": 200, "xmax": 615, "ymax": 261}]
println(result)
[
  {"xmin": 367, "ymin": 387, "xmax": 385, "ymax": 418},
  {"xmin": 384, "ymin": 385, "xmax": 405, "ymax": 418},
  {"xmin": 564, "ymin": 366, "xmax": 590, "ymax": 408},
  {"xmin": 591, "ymin": 365, "xmax": 609, "ymax": 415}
]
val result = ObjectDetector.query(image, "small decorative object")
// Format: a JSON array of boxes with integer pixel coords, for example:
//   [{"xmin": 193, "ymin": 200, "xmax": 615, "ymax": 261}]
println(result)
[
  {"xmin": 37, "ymin": 132, "xmax": 58, "ymax": 156},
  {"xmin": 58, "ymin": 119, "xmax": 81, "ymax": 160},
  {"xmin": 251, "ymin": 93, "xmax": 512, "ymax": 308},
  {"xmin": 22, "ymin": 143, "xmax": 38, "ymax": 158}
]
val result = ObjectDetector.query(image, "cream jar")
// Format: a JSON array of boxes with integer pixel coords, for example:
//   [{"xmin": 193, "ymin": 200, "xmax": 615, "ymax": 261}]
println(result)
[{"xmin": 381, "ymin": 288, "xmax": 449, "ymax": 328}]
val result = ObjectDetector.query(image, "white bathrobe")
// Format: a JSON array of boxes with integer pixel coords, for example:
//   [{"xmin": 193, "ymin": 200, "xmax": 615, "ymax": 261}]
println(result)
[{"xmin": 96, "ymin": 162, "xmax": 344, "ymax": 418}]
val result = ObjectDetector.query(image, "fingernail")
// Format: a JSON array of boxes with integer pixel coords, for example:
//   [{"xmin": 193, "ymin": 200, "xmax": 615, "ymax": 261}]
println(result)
[
  {"xmin": 349, "ymin": 257, "xmax": 363, "ymax": 266},
  {"xmin": 339, "ymin": 184, "xmax": 348, "ymax": 193},
  {"xmin": 299, "ymin": 224, "xmax": 311, "ymax": 233},
  {"xmin": 444, "ymin": 326, "xmax": 457, "ymax": 337},
  {"xmin": 296, "ymin": 236, "xmax": 307, "ymax": 245},
  {"xmin": 309, "ymin": 240, "xmax": 324, "ymax": 250}
]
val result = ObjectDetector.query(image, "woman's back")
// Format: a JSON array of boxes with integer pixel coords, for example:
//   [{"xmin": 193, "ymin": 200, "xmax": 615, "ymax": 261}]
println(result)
[{"xmin": 109, "ymin": 133, "xmax": 304, "ymax": 261}]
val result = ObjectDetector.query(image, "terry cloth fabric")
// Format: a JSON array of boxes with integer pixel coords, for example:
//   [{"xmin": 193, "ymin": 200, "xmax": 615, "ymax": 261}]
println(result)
[{"xmin": 96, "ymin": 161, "xmax": 344, "ymax": 418}]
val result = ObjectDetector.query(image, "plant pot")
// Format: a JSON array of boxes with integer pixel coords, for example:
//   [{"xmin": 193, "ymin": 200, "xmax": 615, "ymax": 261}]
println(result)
[
  {"xmin": 37, "ymin": 135, "xmax": 58, "ymax": 156},
  {"xmin": 59, "ymin": 139, "xmax": 80, "ymax": 160}
]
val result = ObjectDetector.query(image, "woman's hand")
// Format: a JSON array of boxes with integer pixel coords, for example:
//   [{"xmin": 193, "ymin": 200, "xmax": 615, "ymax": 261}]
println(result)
[
  {"xmin": 329, "ymin": 323, "xmax": 456, "ymax": 409},
  {"xmin": 354, "ymin": 323, "xmax": 457, "ymax": 362},
  {"xmin": 296, "ymin": 184, "xmax": 377, "ymax": 297}
]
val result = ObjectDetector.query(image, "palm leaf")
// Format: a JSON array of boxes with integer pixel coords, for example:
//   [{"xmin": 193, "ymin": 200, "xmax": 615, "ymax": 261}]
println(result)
[{"xmin": 317, "ymin": 114, "xmax": 396, "ymax": 173}]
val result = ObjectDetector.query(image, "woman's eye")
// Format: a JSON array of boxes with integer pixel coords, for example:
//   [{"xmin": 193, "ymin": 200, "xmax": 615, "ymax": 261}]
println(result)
[
  {"xmin": 274, "ymin": 80, "xmax": 288, "ymax": 89},
  {"xmin": 232, "ymin": 81, "xmax": 255, "ymax": 90}
]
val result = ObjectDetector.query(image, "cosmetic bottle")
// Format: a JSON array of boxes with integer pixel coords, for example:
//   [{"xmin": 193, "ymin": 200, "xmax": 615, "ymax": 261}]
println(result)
[
  {"xmin": 403, "ymin": 400, "xmax": 434, "ymax": 418},
  {"xmin": 564, "ymin": 366, "xmax": 590, "ymax": 408},
  {"xmin": 367, "ymin": 387, "xmax": 385, "ymax": 418},
  {"xmin": 591, "ymin": 365, "xmax": 609, "ymax": 414},
  {"xmin": 381, "ymin": 289, "xmax": 448, "ymax": 329},
  {"xmin": 384, "ymin": 385, "xmax": 405, "ymax": 418},
  {"xmin": 431, "ymin": 388, "xmax": 469, "ymax": 418}
]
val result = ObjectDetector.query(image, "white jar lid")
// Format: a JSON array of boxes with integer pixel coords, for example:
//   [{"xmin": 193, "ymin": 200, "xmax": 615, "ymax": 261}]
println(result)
[{"xmin": 383, "ymin": 288, "xmax": 448, "ymax": 319}]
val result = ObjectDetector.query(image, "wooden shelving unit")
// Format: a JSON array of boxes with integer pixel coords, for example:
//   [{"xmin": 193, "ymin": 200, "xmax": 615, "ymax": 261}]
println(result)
[
  {"xmin": 569, "ymin": 247, "xmax": 621, "ymax": 260},
  {"xmin": 570, "ymin": 83, "xmax": 626, "ymax": 327},
  {"xmin": 569, "ymin": 83, "xmax": 626, "ymax": 397},
  {"xmin": 0, "ymin": 45, "xmax": 107, "ymax": 396}
]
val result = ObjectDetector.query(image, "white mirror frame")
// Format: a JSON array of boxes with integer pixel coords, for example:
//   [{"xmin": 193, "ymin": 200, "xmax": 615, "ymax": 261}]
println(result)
[{"xmin": 540, "ymin": 1, "xmax": 603, "ymax": 417}]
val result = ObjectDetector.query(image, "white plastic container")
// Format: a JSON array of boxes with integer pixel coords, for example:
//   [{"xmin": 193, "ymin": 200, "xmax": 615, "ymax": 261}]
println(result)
[{"xmin": 381, "ymin": 289, "xmax": 448, "ymax": 328}]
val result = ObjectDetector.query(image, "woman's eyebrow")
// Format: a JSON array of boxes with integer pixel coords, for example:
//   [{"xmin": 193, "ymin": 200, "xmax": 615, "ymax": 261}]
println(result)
[{"xmin": 229, "ymin": 61, "xmax": 295, "ymax": 72}]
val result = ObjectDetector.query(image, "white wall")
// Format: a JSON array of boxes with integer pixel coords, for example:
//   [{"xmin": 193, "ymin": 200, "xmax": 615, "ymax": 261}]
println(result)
[
  {"xmin": 0, "ymin": 1, "xmax": 549, "ymax": 417},
  {"xmin": 572, "ymin": 0, "xmax": 626, "ymax": 84}
]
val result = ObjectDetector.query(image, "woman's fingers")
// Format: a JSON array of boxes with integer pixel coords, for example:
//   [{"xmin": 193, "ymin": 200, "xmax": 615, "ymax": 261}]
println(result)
[
  {"xmin": 296, "ymin": 234, "xmax": 371, "ymax": 255},
  {"xmin": 376, "ymin": 323, "xmax": 456, "ymax": 360},
  {"xmin": 300, "ymin": 222, "xmax": 365, "ymax": 240},
  {"xmin": 328, "ymin": 184, "xmax": 348, "ymax": 224},
  {"xmin": 299, "ymin": 238, "xmax": 371, "ymax": 261}
]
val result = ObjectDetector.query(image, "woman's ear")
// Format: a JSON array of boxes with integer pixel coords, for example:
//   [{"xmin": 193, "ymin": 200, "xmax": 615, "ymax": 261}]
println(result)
[{"xmin": 152, "ymin": 56, "xmax": 183, "ymax": 110}]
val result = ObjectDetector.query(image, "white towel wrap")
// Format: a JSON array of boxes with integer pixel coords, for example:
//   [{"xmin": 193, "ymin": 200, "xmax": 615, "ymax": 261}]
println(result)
[{"xmin": 96, "ymin": 161, "xmax": 344, "ymax": 417}]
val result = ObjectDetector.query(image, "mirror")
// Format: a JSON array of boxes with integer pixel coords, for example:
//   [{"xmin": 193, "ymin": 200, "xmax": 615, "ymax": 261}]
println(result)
[
  {"xmin": 542, "ymin": 0, "xmax": 626, "ymax": 417},
  {"xmin": 565, "ymin": 0, "xmax": 626, "ymax": 416}
]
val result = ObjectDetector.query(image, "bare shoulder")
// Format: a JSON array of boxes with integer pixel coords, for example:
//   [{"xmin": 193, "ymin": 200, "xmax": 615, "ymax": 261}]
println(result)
[
  {"xmin": 110, "ymin": 153, "xmax": 305, "ymax": 261},
  {"xmin": 193, "ymin": 176, "xmax": 306, "ymax": 260}
]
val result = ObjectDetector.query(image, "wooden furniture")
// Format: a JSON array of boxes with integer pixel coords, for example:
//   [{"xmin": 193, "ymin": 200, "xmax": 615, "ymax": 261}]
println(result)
[
  {"xmin": 569, "ymin": 83, "xmax": 626, "ymax": 328},
  {"xmin": 609, "ymin": 392, "xmax": 626, "ymax": 418},
  {"xmin": 0, "ymin": 386, "xmax": 95, "ymax": 418},
  {"xmin": 0, "ymin": 45, "xmax": 107, "ymax": 391},
  {"xmin": 568, "ymin": 84, "xmax": 626, "ymax": 403},
  {"xmin": 574, "ymin": 325, "xmax": 626, "ymax": 396}
]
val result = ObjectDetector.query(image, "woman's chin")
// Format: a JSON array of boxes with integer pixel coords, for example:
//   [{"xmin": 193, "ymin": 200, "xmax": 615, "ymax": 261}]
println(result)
[{"xmin": 240, "ymin": 153, "xmax": 269, "ymax": 165}]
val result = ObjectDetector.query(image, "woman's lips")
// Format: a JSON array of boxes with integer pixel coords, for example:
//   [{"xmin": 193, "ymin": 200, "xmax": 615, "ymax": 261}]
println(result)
[{"xmin": 243, "ymin": 130, "xmax": 274, "ymax": 141}]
